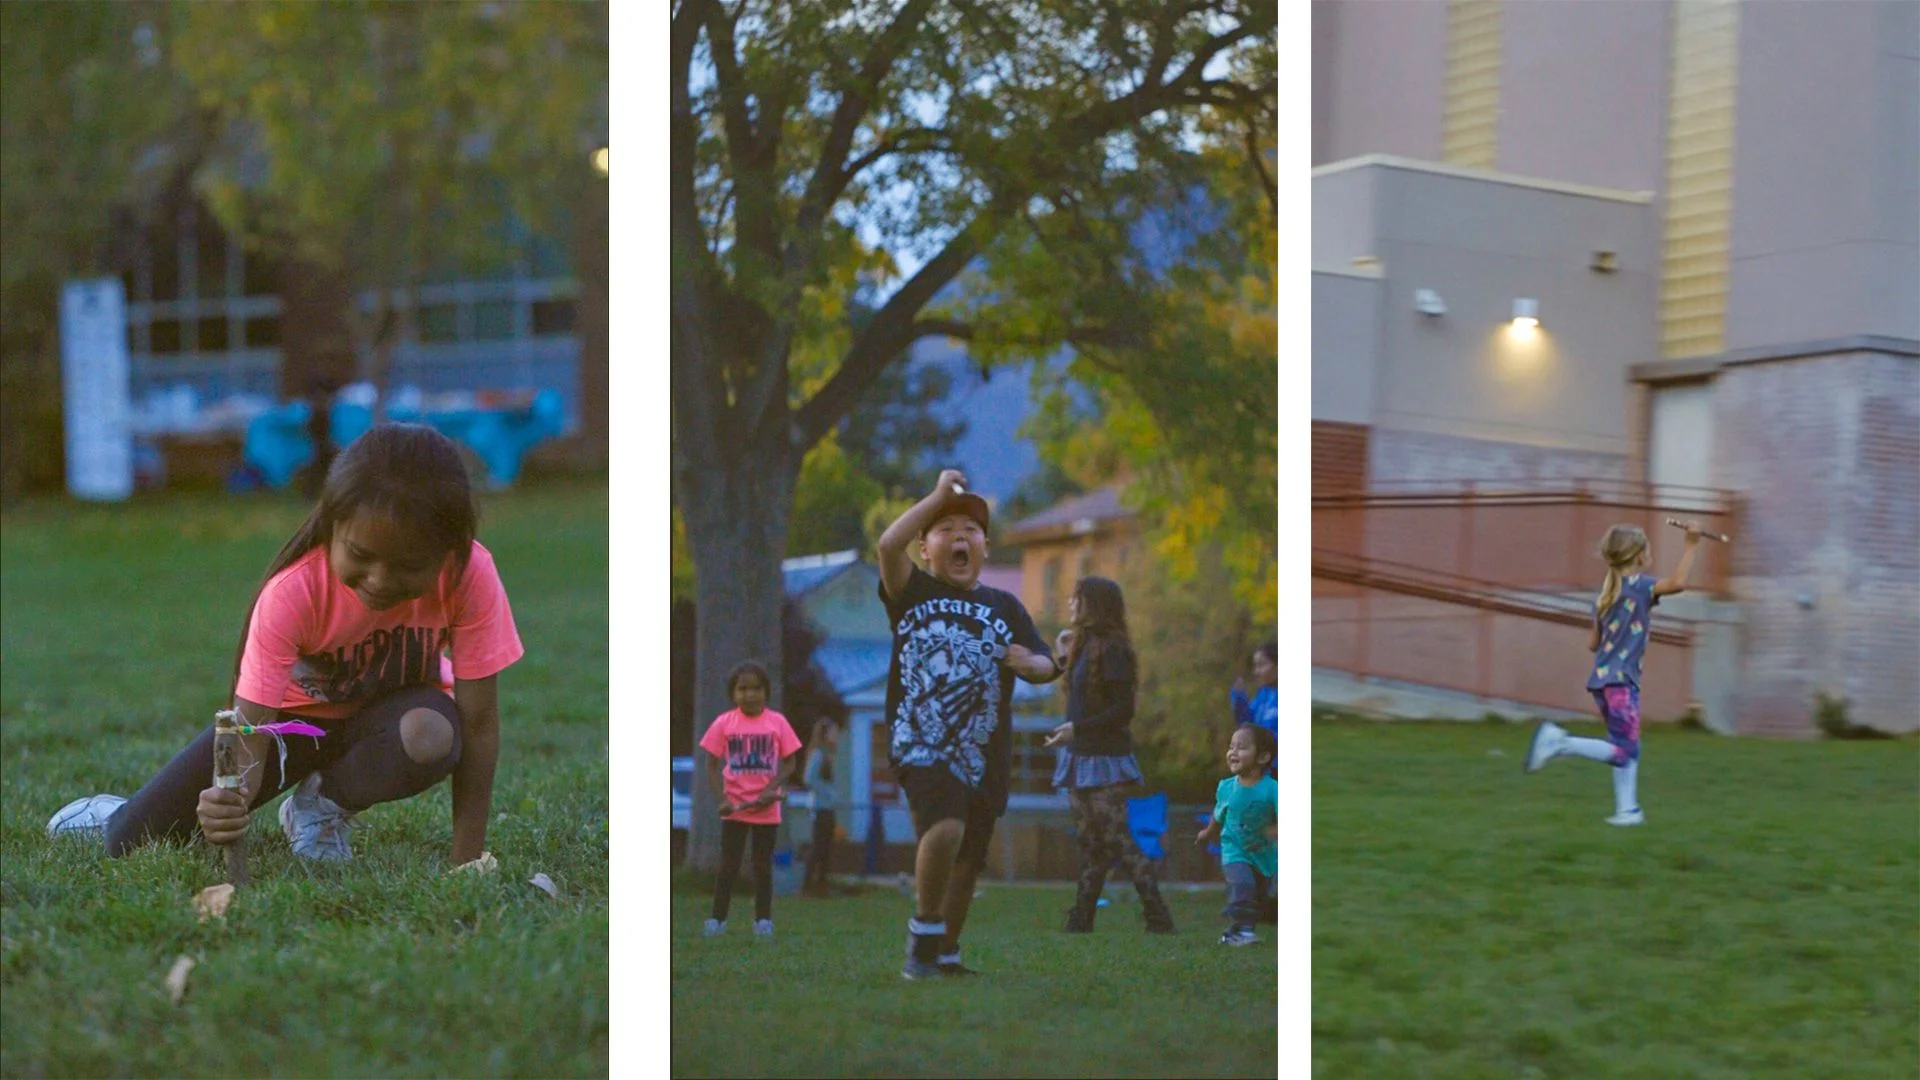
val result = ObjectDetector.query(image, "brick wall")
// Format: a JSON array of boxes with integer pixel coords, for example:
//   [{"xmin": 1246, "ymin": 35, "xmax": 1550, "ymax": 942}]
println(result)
[
  {"xmin": 1312, "ymin": 420, "xmax": 1370, "ymax": 496},
  {"xmin": 1713, "ymin": 350, "xmax": 1920, "ymax": 735},
  {"xmin": 1368, "ymin": 427, "xmax": 1630, "ymax": 486}
]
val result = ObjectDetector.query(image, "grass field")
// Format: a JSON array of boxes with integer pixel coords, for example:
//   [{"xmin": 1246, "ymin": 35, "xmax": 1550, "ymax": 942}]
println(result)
[
  {"xmin": 670, "ymin": 874, "xmax": 1278, "ymax": 1078},
  {"xmin": 1312, "ymin": 718, "xmax": 1920, "ymax": 1080},
  {"xmin": 1, "ymin": 481, "xmax": 609, "ymax": 1078}
]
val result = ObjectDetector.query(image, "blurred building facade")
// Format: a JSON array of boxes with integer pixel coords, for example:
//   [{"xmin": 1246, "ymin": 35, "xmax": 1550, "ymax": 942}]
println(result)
[
  {"xmin": 1311, "ymin": 0, "xmax": 1918, "ymax": 735},
  {"xmin": 1002, "ymin": 486, "xmax": 1141, "ymax": 626},
  {"xmin": 116, "ymin": 189, "xmax": 586, "ymax": 433}
]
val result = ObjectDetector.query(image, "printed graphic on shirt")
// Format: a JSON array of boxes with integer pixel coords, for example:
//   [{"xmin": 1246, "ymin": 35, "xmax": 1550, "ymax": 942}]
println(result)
[
  {"xmin": 290, "ymin": 624, "xmax": 450, "ymax": 704},
  {"xmin": 891, "ymin": 597, "xmax": 1013, "ymax": 786},
  {"xmin": 726, "ymin": 732, "xmax": 779, "ymax": 775}
]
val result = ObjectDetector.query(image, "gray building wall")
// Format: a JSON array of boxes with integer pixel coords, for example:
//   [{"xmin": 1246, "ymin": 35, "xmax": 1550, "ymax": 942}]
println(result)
[
  {"xmin": 1310, "ymin": 269, "xmax": 1382, "ymax": 425},
  {"xmin": 1495, "ymin": 0, "xmax": 1672, "ymax": 194},
  {"xmin": 1724, "ymin": 0, "xmax": 1920, "ymax": 350},
  {"xmin": 1312, "ymin": 159, "xmax": 1659, "ymax": 480},
  {"xmin": 1312, "ymin": 0, "xmax": 1448, "ymax": 166},
  {"xmin": 1712, "ymin": 348, "xmax": 1920, "ymax": 735}
]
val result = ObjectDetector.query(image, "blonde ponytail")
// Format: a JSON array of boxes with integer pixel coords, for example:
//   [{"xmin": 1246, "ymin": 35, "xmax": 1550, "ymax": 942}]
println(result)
[{"xmin": 1595, "ymin": 524, "xmax": 1649, "ymax": 620}]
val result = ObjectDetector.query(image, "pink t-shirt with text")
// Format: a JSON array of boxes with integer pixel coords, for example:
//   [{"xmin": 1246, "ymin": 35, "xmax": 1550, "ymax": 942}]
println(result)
[
  {"xmin": 235, "ymin": 541, "xmax": 524, "ymax": 720},
  {"xmin": 698, "ymin": 708, "xmax": 803, "ymax": 826}
]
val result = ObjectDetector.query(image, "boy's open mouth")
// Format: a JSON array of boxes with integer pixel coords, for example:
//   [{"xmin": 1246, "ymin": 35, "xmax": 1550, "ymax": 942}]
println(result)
[{"xmin": 947, "ymin": 545, "xmax": 972, "ymax": 570}]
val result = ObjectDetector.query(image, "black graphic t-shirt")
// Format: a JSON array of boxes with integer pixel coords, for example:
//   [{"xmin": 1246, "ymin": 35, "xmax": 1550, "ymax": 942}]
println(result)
[{"xmin": 880, "ymin": 566, "xmax": 1048, "ymax": 808}]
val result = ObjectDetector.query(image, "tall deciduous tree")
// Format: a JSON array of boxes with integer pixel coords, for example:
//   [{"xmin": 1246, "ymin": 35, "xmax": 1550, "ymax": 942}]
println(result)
[
  {"xmin": 0, "ymin": 0, "xmax": 189, "ymax": 499},
  {"xmin": 672, "ymin": 0, "xmax": 1273, "ymax": 869},
  {"xmin": 171, "ymin": 1, "xmax": 608, "ymax": 450}
]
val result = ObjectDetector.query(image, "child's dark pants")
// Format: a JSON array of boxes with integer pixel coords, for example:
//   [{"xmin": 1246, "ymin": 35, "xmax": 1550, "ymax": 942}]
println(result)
[
  {"xmin": 805, "ymin": 809, "xmax": 836, "ymax": 891},
  {"xmin": 1221, "ymin": 861, "xmax": 1275, "ymax": 925},
  {"xmin": 713, "ymin": 820, "xmax": 777, "ymax": 922},
  {"xmin": 104, "ymin": 685, "xmax": 463, "ymax": 857}
]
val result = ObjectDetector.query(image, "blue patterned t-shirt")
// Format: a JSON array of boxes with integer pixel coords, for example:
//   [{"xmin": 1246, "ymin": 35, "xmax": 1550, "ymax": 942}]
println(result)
[{"xmin": 1587, "ymin": 573, "xmax": 1660, "ymax": 690}]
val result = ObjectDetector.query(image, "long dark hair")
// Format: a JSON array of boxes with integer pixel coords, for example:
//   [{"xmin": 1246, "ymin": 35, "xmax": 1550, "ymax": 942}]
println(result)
[
  {"xmin": 1066, "ymin": 576, "xmax": 1133, "ymax": 684},
  {"xmin": 231, "ymin": 423, "xmax": 478, "ymax": 693}
]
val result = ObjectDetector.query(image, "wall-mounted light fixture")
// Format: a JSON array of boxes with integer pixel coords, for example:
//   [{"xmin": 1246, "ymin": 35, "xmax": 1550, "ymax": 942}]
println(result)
[
  {"xmin": 1414, "ymin": 289, "xmax": 1446, "ymax": 316},
  {"xmin": 1510, "ymin": 297, "xmax": 1540, "ymax": 338}
]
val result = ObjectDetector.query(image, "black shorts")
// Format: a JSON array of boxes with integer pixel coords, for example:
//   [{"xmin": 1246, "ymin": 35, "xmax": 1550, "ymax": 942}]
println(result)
[{"xmin": 898, "ymin": 764, "xmax": 997, "ymax": 868}]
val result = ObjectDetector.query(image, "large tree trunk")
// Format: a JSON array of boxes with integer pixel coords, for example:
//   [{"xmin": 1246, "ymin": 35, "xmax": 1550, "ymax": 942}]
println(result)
[{"xmin": 679, "ymin": 442, "xmax": 796, "ymax": 873}]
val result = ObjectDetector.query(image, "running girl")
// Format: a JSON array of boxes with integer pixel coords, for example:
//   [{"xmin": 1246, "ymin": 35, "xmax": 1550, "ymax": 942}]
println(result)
[
  {"xmin": 699, "ymin": 660, "xmax": 802, "ymax": 939},
  {"xmin": 1524, "ymin": 521, "xmax": 1703, "ymax": 825},
  {"xmin": 49, "ymin": 423, "xmax": 523, "ymax": 868}
]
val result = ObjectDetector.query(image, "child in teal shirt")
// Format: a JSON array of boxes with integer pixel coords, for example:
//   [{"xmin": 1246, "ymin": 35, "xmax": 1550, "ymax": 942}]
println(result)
[{"xmin": 1196, "ymin": 724, "xmax": 1278, "ymax": 946}]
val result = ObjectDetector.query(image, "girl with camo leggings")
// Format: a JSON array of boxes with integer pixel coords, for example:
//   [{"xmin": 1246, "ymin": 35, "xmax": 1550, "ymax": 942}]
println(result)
[{"xmin": 1044, "ymin": 577, "xmax": 1175, "ymax": 934}]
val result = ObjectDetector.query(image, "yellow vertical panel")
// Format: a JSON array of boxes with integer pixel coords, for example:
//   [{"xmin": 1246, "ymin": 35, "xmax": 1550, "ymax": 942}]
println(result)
[
  {"xmin": 1660, "ymin": 0, "xmax": 1739, "ymax": 359},
  {"xmin": 1443, "ymin": 1, "xmax": 1503, "ymax": 168}
]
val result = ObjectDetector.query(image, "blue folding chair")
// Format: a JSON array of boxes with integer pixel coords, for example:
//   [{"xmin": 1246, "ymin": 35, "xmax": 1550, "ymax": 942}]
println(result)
[{"xmin": 1126, "ymin": 792, "xmax": 1169, "ymax": 861}]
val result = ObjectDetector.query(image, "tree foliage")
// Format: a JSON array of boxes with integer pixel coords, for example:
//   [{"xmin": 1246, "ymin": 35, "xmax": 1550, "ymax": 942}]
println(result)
[
  {"xmin": 0, "ymin": 0, "xmax": 190, "ymax": 497},
  {"xmin": 671, "ymin": 0, "xmax": 1274, "ymax": 869}
]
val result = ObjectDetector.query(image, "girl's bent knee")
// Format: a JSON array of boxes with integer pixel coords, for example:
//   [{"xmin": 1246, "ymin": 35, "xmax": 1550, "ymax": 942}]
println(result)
[{"xmin": 399, "ymin": 708, "xmax": 456, "ymax": 765}]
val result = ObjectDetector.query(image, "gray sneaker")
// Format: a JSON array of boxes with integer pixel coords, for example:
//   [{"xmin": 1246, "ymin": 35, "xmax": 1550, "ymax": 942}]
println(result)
[
  {"xmin": 1220, "ymin": 925, "xmax": 1259, "ymax": 947},
  {"xmin": 703, "ymin": 918, "xmax": 726, "ymax": 937},
  {"xmin": 278, "ymin": 773, "xmax": 353, "ymax": 861},
  {"xmin": 46, "ymin": 794, "xmax": 126, "ymax": 842},
  {"xmin": 753, "ymin": 919, "xmax": 774, "ymax": 939},
  {"xmin": 902, "ymin": 955, "xmax": 943, "ymax": 980}
]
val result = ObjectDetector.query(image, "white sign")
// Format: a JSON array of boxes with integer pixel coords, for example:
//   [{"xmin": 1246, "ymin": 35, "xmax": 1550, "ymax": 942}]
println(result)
[{"xmin": 59, "ymin": 278, "xmax": 134, "ymax": 500}]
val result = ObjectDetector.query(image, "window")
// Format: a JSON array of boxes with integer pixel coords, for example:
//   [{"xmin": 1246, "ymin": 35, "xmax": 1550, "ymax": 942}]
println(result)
[
  {"xmin": 417, "ymin": 304, "xmax": 460, "ymax": 343},
  {"xmin": 1042, "ymin": 557, "xmax": 1062, "ymax": 621},
  {"xmin": 148, "ymin": 319, "xmax": 182, "ymax": 354},
  {"xmin": 532, "ymin": 299, "xmax": 575, "ymax": 336},
  {"xmin": 243, "ymin": 316, "xmax": 280, "ymax": 349},
  {"xmin": 472, "ymin": 300, "xmax": 516, "ymax": 340},
  {"xmin": 196, "ymin": 317, "xmax": 229, "ymax": 352}
]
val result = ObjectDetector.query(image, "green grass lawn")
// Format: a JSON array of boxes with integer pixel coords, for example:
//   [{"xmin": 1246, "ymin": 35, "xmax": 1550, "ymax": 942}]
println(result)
[
  {"xmin": 1, "ymin": 481, "xmax": 609, "ymax": 1078},
  {"xmin": 1312, "ymin": 718, "xmax": 1920, "ymax": 1080},
  {"xmin": 670, "ymin": 875, "xmax": 1278, "ymax": 1078}
]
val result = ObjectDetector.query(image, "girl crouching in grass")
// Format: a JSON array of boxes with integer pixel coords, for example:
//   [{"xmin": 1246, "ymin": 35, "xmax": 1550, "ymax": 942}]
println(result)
[
  {"xmin": 700, "ymin": 660, "xmax": 803, "ymax": 939},
  {"xmin": 49, "ymin": 423, "xmax": 523, "ymax": 869}
]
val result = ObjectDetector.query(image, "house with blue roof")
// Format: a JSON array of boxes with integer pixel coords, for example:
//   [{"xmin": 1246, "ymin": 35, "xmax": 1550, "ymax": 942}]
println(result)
[{"xmin": 783, "ymin": 549, "xmax": 1067, "ymax": 846}]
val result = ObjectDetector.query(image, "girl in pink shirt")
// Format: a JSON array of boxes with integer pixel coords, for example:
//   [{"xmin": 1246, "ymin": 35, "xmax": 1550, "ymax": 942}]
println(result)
[
  {"xmin": 47, "ymin": 424, "xmax": 523, "ymax": 868},
  {"xmin": 699, "ymin": 660, "xmax": 803, "ymax": 938}
]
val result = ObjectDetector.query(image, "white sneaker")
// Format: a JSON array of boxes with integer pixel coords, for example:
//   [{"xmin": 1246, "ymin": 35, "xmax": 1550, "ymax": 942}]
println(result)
[
  {"xmin": 278, "ymin": 773, "xmax": 353, "ymax": 861},
  {"xmin": 46, "ymin": 794, "xmax": 126, "ymax": 842},
  {"xmin": 1525, "ymin": 722, "xmax": 1568, "ymax": 773},
  {"xmin": 1219, "ymin": 926, "xmax": 1258, "ymax": 947},
  {"xmin": 1605, "ymin": 808, "xmax": 1645, "ymax": 827},
  {"xmin": 753, "ymin": 919, "xmax": 774, "ymax": 939},
  {"xmin": 703, "ymin": 918, "xmax": 726, "ymax": 937}
]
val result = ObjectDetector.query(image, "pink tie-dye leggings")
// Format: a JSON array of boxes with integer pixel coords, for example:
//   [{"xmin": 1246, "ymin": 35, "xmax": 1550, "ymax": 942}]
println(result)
[{"xmin": 1590, "ymin": 686, "xmax": 1642, "ymax": 765}]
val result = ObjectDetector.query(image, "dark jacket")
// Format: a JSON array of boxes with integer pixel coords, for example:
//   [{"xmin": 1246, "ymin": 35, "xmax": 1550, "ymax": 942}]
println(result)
[{"xmin": 1065, "ymin": 642, "xmax": 1136, "ymax": 757}]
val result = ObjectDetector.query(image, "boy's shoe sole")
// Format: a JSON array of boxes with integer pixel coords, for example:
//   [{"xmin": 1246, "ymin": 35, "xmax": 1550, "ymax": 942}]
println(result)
[{"xmin": 1605, "ymin": 810, "xmax": 1645, "ymax": 827}]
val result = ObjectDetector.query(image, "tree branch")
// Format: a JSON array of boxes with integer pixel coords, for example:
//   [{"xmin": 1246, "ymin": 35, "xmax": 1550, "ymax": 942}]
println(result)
[
  {"xmin": 790, "ymin": 0, "xmax": 937, "ymax": 259},
  {"xmin": 841, "ymin": 126, "xmax": 953, "ymax": 187},
  {"xmin": 671, "ymin": 0, "xmax": 726, "ymax": 472},
  {"xmin": 792, "ymin": 228, "xmax": 979, "ymax": 450},
  {"xmin": 705, "ymin": 2, "xmax": 779, "ymax": 261}
]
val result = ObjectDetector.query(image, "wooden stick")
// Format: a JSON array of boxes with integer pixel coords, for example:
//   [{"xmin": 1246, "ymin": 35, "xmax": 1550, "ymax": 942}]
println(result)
[
  {"xmin": 1665, "ymin": 517, "xmax": 1730, "ymax": 543},
  {"xmin": 212, "ymin": 710, "xmax": 250, "ymax": 887}
]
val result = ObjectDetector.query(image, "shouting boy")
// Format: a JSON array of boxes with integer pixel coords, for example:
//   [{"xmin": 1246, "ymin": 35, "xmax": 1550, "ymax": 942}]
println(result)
[{"xmin": 878, "ymin": 469, "xmax": 1060, "ymax": 979}]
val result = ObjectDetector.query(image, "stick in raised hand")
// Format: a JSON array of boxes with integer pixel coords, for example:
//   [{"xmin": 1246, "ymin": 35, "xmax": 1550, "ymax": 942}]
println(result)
[{"xmin": 1665, "ymin": 517, "xmax": 1730, "ymax": 543}]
